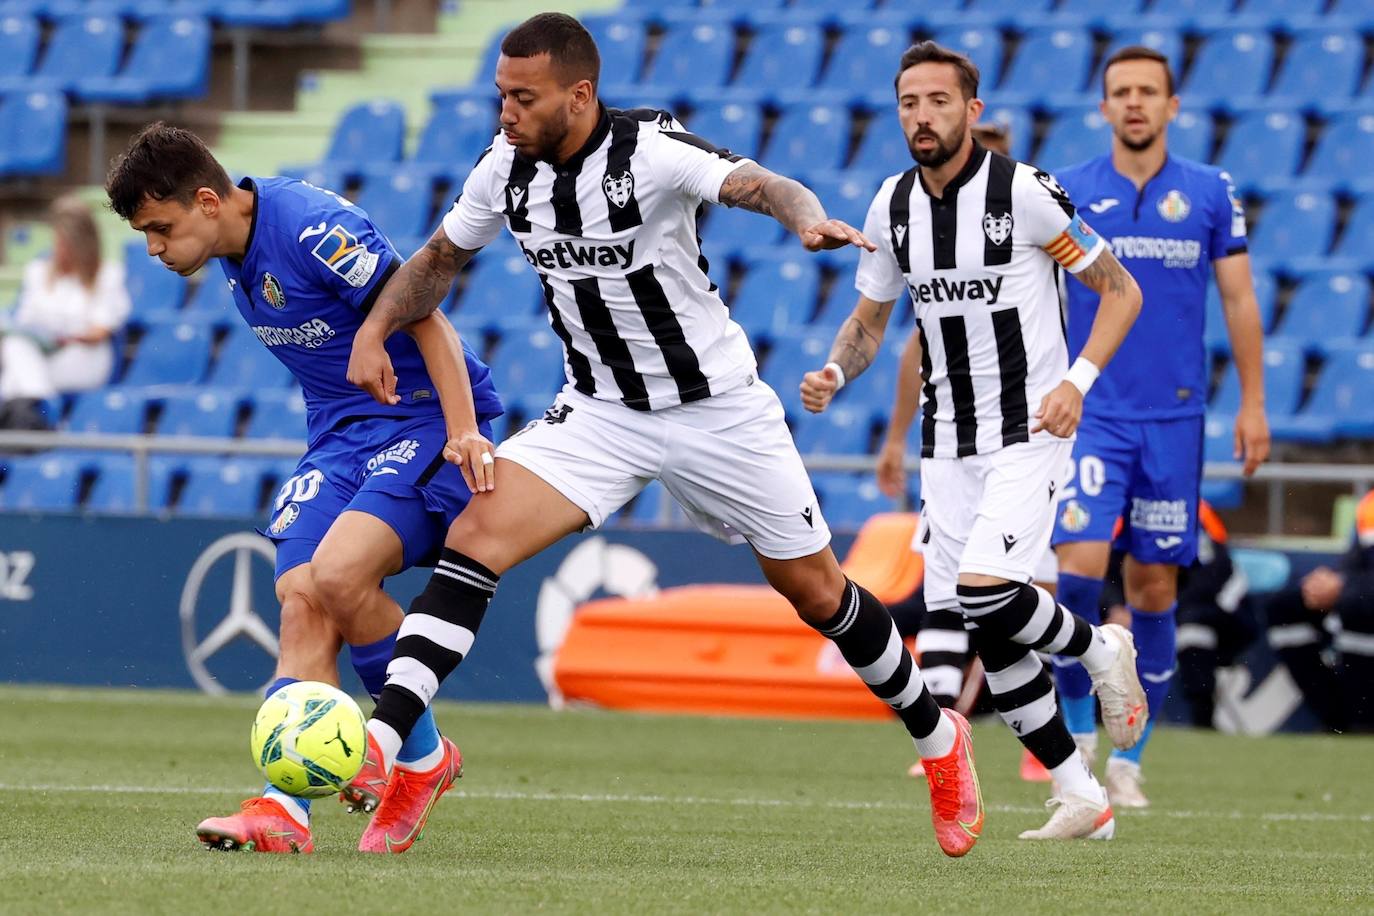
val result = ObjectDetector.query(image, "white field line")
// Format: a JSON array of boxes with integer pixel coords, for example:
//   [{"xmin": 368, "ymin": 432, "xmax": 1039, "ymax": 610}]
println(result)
[{"xmin": 0, "ymin": 782, "xmax": 1370, "ymax": 825}]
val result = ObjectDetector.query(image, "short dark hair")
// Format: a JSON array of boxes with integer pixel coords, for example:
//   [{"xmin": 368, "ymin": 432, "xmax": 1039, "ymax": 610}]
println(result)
[
  {"xmin": 1101, "ymin": 45, "xmax": 1176, "ymax": 97},
  {"xmin": 894, "ymin": 41, "xmax": 980, "ymax": 101},
  {"xmin": 500, "ymin": 12, "xmax": 601, "ymax": 89},
  {"xmin": 106, "ymin": 122, "xmax": 233, "ymax": 220}
]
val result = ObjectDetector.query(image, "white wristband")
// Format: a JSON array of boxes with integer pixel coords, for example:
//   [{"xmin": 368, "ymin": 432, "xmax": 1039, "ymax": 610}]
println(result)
[
  {"xmin": 1064, "ymin": 357, "xmax": 1100, "ymax": 397},
  {"xmin": 824, "ymin": 361, "xmax": 846, "ymax": 390}
]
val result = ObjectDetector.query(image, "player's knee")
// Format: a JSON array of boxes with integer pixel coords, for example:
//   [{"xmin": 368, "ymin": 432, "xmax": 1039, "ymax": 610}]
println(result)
[
  {"xmin": 309, "ymin": 555, "xmax": 373, "ymax": 624},
  {"xmin": 772, "ymin": 565, "xmax": 847, "ymax": 626},
  {"xmin": 1126, "ymin": 572, "xmax": 1177, "ymax": 612},
  {"xmin": 276, "ymin": 582, "xmax": 337, "ymax": 667}
]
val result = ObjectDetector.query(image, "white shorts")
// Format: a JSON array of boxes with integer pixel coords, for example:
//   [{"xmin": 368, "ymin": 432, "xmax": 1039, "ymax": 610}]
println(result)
[
  {"xmin": 915, "ymin": 438, "xmax": 1072, "ymax": 609},
  {"xmin": 496, "ymin": 378, "xmax": 832, "ymax": 560}
]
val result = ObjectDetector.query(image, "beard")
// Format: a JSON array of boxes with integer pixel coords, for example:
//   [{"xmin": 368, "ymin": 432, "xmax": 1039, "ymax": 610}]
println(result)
[
  {"xmin": 1119, "ymin": 125, "xmax": 1163, "ymax": 153},
  {"xmin": 528, "ymin": 105, "xmax": 572, "ymax": 162},
  {"xmin": 908, "ymin": 121, "xmax": 966, "ymax": 169}
]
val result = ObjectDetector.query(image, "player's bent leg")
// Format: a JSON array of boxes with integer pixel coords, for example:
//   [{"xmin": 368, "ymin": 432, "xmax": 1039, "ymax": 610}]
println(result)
[
  {"xmin": 1052, "ymin": 541, "xmax": 1112, "ymax": 744},
  {"xmin": 755, "ymin": 549, "xmax": 982, "ymax": 857},
  {"xmin": 197, "ymin": 567, "xmax": 336, "ymax": 853}
]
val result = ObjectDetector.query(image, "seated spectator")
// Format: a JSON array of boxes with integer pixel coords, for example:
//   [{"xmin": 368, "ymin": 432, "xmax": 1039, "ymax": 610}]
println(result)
[
  {"xmin": 0, "ymin": 196, "xmax": 131, "ymax": 427},
  {"xmin": 1267, "ymin": 490, "xmax": 1374, "ymax": 733}
]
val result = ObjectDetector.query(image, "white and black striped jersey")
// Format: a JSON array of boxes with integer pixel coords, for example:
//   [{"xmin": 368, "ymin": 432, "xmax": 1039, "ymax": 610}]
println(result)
[
  {"xmin": 856, "ymin": 142, "xmax": 1107, "ymax": 459},
  {"xmin": 443, "ymin": 106, "xmax": 757, "ymax": 411}
]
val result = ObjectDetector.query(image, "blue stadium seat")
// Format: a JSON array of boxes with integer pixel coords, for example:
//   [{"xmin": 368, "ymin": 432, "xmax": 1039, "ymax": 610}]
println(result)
[
  {"xmin": 1147, "ymin": 0, "xmax": 1215, "ymax": 17},
  {"xmin": 932, "ymin": 27, "xmax": 1003, "ymax": 92},
  {"xmin": 642, "ymin": 18, "xmax": 736, "ymax": 93},
  {"xmin": 762, "ymin": 101, "xmax": 850, "ymax": 174},
  {"xmin": 1214, "ymin": 109, "xmax": 1304, "ymax": 191},
  {"xmin": 1268, "ymin": 29, "xmax": 1363, "ymax": 108},
  {"xmin": 965, "ymin": 0, "xmax": 1053, "ymax": 16},
  {"xmin": 1271, "ymin": 270, "xmax": 1369, "ymax": 348},
  {"xmin": 1332, "ymin": 192, "xmax": 1374, "ymax": 270},
  {"xmin": 213, "ymin": 0, "xmax": 302, "ymax": 28},
  {"xmin": 279, "ymin": 162, "xmax": 350, "ymax": 197},
  {"xmin": 682, "ymin": 97, "xmax": 763, "ymax": 160},
  {"xmin": 83, "ymin": 452, "xmax": 180, "ymax": 513},
  {"xmin": 156, "ymin": 389, "xmax": 242, "ymax": 438},
  {"xmin": 760, "ymin": 330, "xmax": 830, "ymax": 417},
  {"xmin": 1271, "ymin": 341, "xmax": 1374, "ymax": 444},
  {"xmin": 698, "ymin": 0, "xmax": 786, "ymax": 10},
  {"xmin": 732, "ymin": 19, "xmax": 824, "ymax": 96},
  {"xmin": 1210, "ymin": 338, "xmax": 1305, "ymax": 417},
  {"xmin": 812, "ymin": 473, "xmax": 899, "ymax": 533},
  {"xmin": 581, "ymin": 15, "xmax": 647, "ymax": 85},
  {"xmin": 1036, "ymin": 105, "xmax": 1111, "ymax": 172},
  {"xmin": 1238, "ymin": 0, "xmax": 1325, "ymax": 16},
  {"xmin": 699, "ymin": 203, "xmax": 785, "ymax": 263},
  {"xmin": 182, "ymin": 274, "xmax": 235, "ymax": 319},
  {"xmin": 1168, "ymin": 110, "xmax": 1214, "ymax": 163},
  {"xmin": 321, "ymin": 100, "xmax": 407, "ymax": 174},
  {"xmin": 1182, "ymin": 29, "xmax": 1273, "ymax": 108},
  {"xmin": 851, "ymin": 108, "xmax": 913, "ymax": 175},
  {"xmin": 123, "ymin": 241, "xmax": 189, "ymax": 318},
  {"xmin": 28, "ymin": 13, "xmax": 122, "ymax": 91},
  {"xmin": 412, "ymin": 96, "xmax": 496, "ymax": 181},
  {"xmin": 1303, "ymin": 110, "xmax": 1374, "ymax": 193},
  {"xmin": 74, "ymin": 14, "xmax": 209, "ymax": 104},
  {"xmin": 0, "ymin": 453, "xmax": 83, "ymax": 511},
  {"xmin": 979, "ymin": 104, "xmax": 1033, "ymax": 161},
  {"xmin": 805, "ymin": 171, "xmax": 880, "ymax": 238},
  {"xmin": 1246, "ymin": 190, "xmax": 1335, "ymax": 268},
  {"xmin": 999, "ymin": 26, "xmax": 1094, "ymax": 100},
  {"xmin": 486, "ymin": 322, "xmax": 566, "ymax": 402},
  {"xmin": 1058, "ymin": 0, "xmax": 1144, "ymax": 13},
  {"xmin": 790, "ymin": 0, "xmax": 881, "ymax": 11},
  {"xmin": 65, "ymin": 388, "xmax": 147, "ymax": 434},
  {"xmin": 175, "ymin": 457, "xmax": 268, "ymax": 518},
  {"xmin": 1093, "ymin": 27, "xmax": 1183, "ymax": 92},
  {"xmin": 1329, "ymin": 0, "xmax": 1374, "ymax": 27},
  {"xmin": 449, "ymin": 245, "xmax": 544, "ymax": 330},
  {"xmin": 819, "ymin": 18, "xmax": 914, "ymax": 99},
  {"xmin": 730, "ymin": 252, "xmax": 821, "ymax": 339},
  {"xmin": 1203, "ymin": 268, "xmax": 1277, "ymax": 352},
  {"xmin": 0, "ymin": 88, "xmax": 66, "ymax": 177},
  {"xmin": 207, "ymin": 326, "xmax": 293, "ymax": 389},
  {"xmin": 354, "ymin": 166, "xmax": 436, "ymax": 239},
  {"xmin": 792, "ymin": 403, "xmax": 874, "ymax": 455},
  {"xmin": 0, "ymin": 14, "xmax": 39, "ymax": 79},
  {"xmin": 122, "ymin": 321, "xmax": 213, "ymax": 386},
  {"xmin": 626, "ymin": 478, "xmax": 689, "ymax": 528},
  {"xmin": 243, "ymin": 390, "xmax": 306, "ymax": 440},
  {"xmin": 1200, "ymin": 413, "xmax": 1242, "ymax": 508}
]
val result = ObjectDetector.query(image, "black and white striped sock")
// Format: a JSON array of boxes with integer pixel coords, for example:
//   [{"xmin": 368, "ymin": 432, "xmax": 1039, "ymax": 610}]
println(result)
[
  {"xmin": 915, "ymin": 608, "xmax": 970, "ymax": 706},
  {"xmin": 815, "ymin": 579, "xmax": 953, "ymax": 758},
  {"xmin": 969, "ymin": 624, "xmax": 1076, "ymax": 768},
  {"xmin": 957, "ymin": 581, "xmax": 1094, "ymax": 655},
  {"xmin": 369, "ymin": 549, "xmax": 498, "ymax": 770}
]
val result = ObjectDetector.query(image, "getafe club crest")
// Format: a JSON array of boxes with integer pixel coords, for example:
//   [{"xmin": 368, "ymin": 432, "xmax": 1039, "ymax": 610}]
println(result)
[
  {"xmin": 268, "ymin": 502, "xmax": 300, "ymax": 535},
  {"xmin": 603, "ymin": 170, "xmax": 635, "ymax": 209},
  {"xmin": 983, "ymin": 211, "xmax": 1013, "ymax": 245},
  {"xmin": 261, "ymin": 272, "xmax": 286, "ymax": 310},
  {"xmin": 1157, "ymin": 189, "xmax": 1191, "ymax": 223}
]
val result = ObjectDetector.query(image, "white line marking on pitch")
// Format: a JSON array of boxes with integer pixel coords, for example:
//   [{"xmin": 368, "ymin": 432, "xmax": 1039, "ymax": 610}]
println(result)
[{"xmin": 0, "ymin": 782, "xmax": 1369, "ymax": 825}]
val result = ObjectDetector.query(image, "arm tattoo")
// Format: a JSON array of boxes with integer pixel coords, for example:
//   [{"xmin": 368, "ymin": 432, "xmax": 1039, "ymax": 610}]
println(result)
[
  {"xmin": 371, "ymin": 234, "xmax": 474, "ymax": 336},
  {"xmin": 719, "ymin": 163, "xmax": 826, "ymax": 236},
  {"xmin": 1075, "ymin": 246, "xmax": 1134, "ymax": 299},
  {"xmin": 829, "ymin": 300, "xmax": 892, "ymax": 380}
]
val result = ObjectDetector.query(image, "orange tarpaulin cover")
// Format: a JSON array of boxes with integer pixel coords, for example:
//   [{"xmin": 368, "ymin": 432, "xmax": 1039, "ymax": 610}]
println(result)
[{"xmin": 552, "ymin": 513, "xmax": 923, "ymax": 720}]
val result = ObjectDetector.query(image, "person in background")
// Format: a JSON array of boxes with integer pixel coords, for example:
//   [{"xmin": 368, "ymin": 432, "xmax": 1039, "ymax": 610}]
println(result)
[
  {"xmin": 0, "ymin": 196, "xmax": 131, "ymax": 427},
  {"xmin": 1267, "ymin": 489, "xmax": 1374, "ymax": 733}
]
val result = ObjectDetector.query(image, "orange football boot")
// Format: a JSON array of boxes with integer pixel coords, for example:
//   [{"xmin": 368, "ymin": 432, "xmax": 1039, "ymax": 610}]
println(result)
[
  {"xmin": 339, "ymin": 731, "xmax": 389, "ymax": 814},
  {"xmin": 196, "ymin": 797, "xmax": 312, "ymax": 853},
  {"xmin": 358, "ymin": 736, "xmax": 462, "ymax": 854},
  {"xmin": 919, "ymin": 710, "xmax": 985, "ymax": 858}
]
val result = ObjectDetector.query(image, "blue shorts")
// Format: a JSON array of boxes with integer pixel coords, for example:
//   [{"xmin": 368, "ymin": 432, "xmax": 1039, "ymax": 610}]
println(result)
[
  {"xmin": 262, "ymin": 414, "xmax": 492, "ymax": 580},
  {"xmin": 1051, "ymin": 414, "xmax": 1204, "ymax": 566}
]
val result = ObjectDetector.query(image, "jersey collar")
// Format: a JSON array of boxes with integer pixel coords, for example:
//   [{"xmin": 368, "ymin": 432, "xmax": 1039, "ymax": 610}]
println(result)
[
  {"xmin": 917, "ymin": 140, "xmax": 987, "ymax": 199},
  {"xmin": 521, "ymin": 104, "xmax": 612, "ymax": 169},
  {"xmin": 230, "ymin": 175, "xmax": 261, "ymax": 266}
]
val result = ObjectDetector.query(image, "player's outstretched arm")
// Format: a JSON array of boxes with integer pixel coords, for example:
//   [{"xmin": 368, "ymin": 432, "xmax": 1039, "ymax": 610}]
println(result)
[
  {"xmin": 1215, "ymin": 253, "xmax": 1271, "ymax": 476},
  {"xmin": 800, "ymin": 294, "xmax": 896, "ymax": 414},
  {"xmin": 719, "ymin": 163, "xmax": 876, "ymax": 253},
  {"xmin": 1034, "ymin": 246, "xmax": 1142, "ymax": 437},
  {"xmin": 876, "ymin": 330, "xmax": 923, "ymax": 498},
  {"xmin": 347, "ymin": 227, "xmax": 479, "ymax": 405},
  {"xmin": 404, "ymin": 312, "xmax": 495, "ymax": 493}
]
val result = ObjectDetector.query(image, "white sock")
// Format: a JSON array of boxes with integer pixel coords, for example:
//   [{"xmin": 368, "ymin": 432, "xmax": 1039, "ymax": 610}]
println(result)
[
  {"xmin": 1078, "ymin": 626, "xmax": 1118, "ymax": 676},
  {"xmin": 913, "ymin": 709, "xmax": 958, "ymax": 760},
  {"xmin": 367, "ymin": 719, "xmax": 402, "ymax": 773},
  {"xmin": 395, "ymin": 742, "xmax": 445, "ymax": 772},
  {"xmin": 1074, "ymin": 731, "xmax": 1099, "ymax": 756},
  {"xmin": 263, "ymin": 787, "xmax": 310, "ymax": 827},
  {"xmin": 1049, "ymin": 751, "xmax": 1106, "ymax": 804}
]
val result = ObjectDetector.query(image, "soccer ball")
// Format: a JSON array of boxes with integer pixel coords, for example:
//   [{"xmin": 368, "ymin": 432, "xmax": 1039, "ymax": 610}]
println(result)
[{"xmin": 250, "ymin": 681, "xmax": 367, "ymax": 798}]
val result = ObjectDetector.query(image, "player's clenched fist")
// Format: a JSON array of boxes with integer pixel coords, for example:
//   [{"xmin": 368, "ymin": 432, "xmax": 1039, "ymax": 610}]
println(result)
[
  {"xmin": 347, "ymin": 332, "xmax": 400, "ymax": 406},
  {"xmin": 444, "ymin": 429, "xmax": 497, "ymax": 494},
  {"xmin": 1032, "ymin": 380, "xmax": 1084, "ymax": 438},
  {"xmin": 801, "ymin": 364, "xmax": 842, "ymax": 413}
]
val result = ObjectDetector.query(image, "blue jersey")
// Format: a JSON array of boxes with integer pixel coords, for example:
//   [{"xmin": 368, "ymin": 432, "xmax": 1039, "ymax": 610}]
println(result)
[
  {"xmin": 218, "ymin": 177, "xmax": 502, "ymax": 445},
  {"xmin": 1057, "ymin": 155, "xmax": 1248, "ymax": 419}
]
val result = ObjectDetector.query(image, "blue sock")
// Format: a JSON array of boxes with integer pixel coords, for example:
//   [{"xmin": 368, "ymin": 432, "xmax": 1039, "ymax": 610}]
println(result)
[
  {"xmin": 349, "ymin": 631, "xmax": 441, "ymax": 765},
  {"xmin": 1053, "ymin": 573, "xmax": 1104, "ymax": 736},
  {"xmin": 261, "ymin": 676, "xmax": 311, "ymax": 822},
  {"xmin": 1111, "ymin": 604, "xmax": 1176, "ymax": 765}
]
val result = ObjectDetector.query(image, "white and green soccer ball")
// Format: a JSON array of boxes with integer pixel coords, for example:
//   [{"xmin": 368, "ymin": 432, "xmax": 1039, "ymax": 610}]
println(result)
[{"xmin": 250, "ymin": 681, "xmax": 367, "ymax": 798}]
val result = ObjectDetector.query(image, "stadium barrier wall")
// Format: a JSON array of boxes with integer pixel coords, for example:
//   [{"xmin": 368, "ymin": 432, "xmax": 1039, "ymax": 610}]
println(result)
[{"xmin": 0, "ymin": 514, "xmax": 1335, "ymax": 733}]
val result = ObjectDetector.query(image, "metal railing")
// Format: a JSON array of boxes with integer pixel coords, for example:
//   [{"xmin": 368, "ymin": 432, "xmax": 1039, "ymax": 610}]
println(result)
[{"xmin": 2, "ymin": 429, "xmax": 1372, "ymax": 536}]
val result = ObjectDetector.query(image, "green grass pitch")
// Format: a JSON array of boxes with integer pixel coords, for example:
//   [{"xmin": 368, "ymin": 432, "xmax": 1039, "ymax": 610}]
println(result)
[{"xmin": 1, "ymin": 685, "xmax": 1371, "ymax": 914}]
